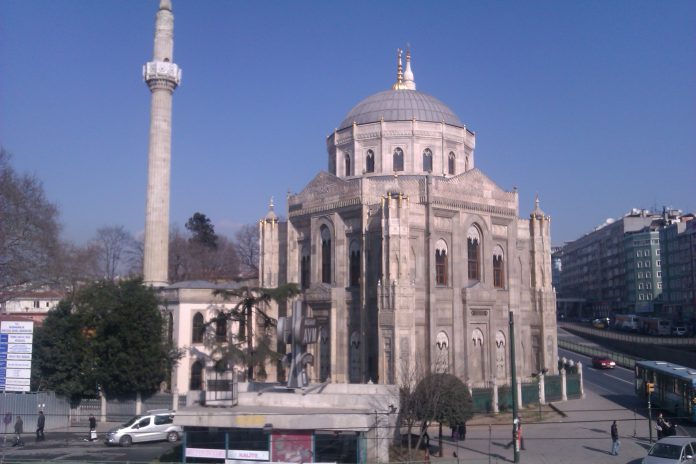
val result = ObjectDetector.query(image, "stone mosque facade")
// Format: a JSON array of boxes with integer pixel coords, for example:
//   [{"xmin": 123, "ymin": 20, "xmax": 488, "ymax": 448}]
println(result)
[{"xmin": 260, "ymin": 50, "xmax": 558, "ymax": 387}]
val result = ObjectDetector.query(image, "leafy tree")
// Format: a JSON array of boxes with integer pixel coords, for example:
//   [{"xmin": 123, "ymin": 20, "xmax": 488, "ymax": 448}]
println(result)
[
  {"xmin": 0, "ymin": 148, "xmax": 61, "ymax": 297},
  {"xmin": 213, "ymin": 284, "xmax": 300, "ymax": 381},
  {"xmin": 32, "ymin": 278, "xmax": 176, "ymax": 397},
  {"xmin": 186, "ymin": 212, "xmax": 218, "ymax": 250}
]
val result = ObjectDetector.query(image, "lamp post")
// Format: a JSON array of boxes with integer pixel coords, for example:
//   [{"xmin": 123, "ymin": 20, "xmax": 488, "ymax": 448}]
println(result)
[{"xmin": 509, "ymin": 310, "xmax": 520, "ymax": 463}]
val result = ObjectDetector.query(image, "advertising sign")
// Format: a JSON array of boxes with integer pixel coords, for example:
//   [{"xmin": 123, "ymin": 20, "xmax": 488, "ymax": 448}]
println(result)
[{"xmin": 0, "ymin": 321, "xmax": 34, "ymax": 392}]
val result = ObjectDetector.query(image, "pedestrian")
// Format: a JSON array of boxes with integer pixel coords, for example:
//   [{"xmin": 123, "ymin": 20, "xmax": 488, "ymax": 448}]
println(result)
[
  {"xmin": 656, "ymin": 412, "xmax": 667, "ymax": 440},
  {"xmin": 13, "ymin": 415, "xmax": 23, "ymax": 447},
  {"xmin": 36, "ymin": 410, "xmax": 45, "ymax": 441},
  {"xmin": 89, "ymin": 415, "xmax": 97, "ymax": 441},
  {"xmin": 458, "ymin": 423, "xmax": 466, "ymax": 442},
  {"xmin": 610, "ymin": 420, "xmax": 619, "ymax": 456}
]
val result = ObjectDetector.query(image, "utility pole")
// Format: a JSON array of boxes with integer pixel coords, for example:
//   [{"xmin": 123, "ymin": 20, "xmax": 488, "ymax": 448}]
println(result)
[{"xmin": 509, "ymin": 310, "xmax": 520, "ymax": 463}]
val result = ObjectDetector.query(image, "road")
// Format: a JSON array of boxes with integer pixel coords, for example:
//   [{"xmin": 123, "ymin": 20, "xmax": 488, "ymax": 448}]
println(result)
[
  {"xmin": 0, "ymin": 431, "xmax": 179, "ymax": 462},
  {"xmin": 558, "ymin": 326, "xmax": 695, "ymax": 438}
]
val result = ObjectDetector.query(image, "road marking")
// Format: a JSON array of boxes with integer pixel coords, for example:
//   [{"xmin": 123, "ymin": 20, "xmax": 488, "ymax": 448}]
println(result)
[{"xmin": 605, "ymin": 373, "xmax": 633, "ymax": 385}]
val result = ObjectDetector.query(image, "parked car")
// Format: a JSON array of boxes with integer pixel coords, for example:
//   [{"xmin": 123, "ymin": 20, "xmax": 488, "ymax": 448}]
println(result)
[
  {"xmin": 591, "ymin": 356, "xmax": 616, "ymax": 369},
  {"xmin": 105, "ymin": 409, "xmax": 182, "ymax": 447},
  {"xmin": 672, "ymin": 326, "xmax": 687, "ymax": 337},
  {"xmin": 642, "ymin": 436, "xmax": 696, "ymax": 463},
  {"xmin": 592, "ymin": 318, "xmax": 610, "ymax": 329}
]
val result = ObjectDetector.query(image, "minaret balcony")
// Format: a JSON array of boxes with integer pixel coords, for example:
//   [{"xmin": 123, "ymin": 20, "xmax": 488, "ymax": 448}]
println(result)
[{"xmin": 143, "ymin": 61, "xmax": 182, "ymax": 85}]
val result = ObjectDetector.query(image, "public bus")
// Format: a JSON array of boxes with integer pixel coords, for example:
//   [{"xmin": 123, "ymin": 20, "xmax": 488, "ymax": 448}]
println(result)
[
  {"xmin": 635, "ymin": 360, "xmax": 696, "ymax": 422},
  {"xmin": 614, "ymin": 314, "xmax": 639, "ymax": 332}
]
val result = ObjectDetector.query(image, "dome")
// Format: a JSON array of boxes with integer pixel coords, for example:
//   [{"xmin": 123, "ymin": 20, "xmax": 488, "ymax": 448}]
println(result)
[{"xmin": 338, "ymin": 89, "xmax": 463, "ymax": 130}]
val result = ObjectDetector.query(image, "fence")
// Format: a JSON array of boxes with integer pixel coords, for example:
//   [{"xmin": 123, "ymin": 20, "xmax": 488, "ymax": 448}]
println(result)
[{"xmin": 558, "ymin": 338, "xmax": 639, "ymax": 369}]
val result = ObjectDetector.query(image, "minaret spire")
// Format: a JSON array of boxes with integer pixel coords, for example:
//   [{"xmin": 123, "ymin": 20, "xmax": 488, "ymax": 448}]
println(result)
[
  {"xmin": 142, "ymin": 0, "xmax": 182, "ymax": 287},
  {"xmin": 392, "ymin": 48, "xmax": 407, "ymax": 90},
  {"xmin": 403, "ymin": 47, "xmax": 416, "ymax": 90}
]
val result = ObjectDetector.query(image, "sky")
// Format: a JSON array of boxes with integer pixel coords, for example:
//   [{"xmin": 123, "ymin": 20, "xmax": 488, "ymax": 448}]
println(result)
[{"xmin": 1, "ymin": 0, "xmax": 694, "ymax": 247}]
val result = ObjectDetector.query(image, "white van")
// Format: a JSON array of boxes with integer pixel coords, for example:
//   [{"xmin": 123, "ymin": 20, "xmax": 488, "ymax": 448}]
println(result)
[{"xmin": 105, "ymin": 409, "xmax": 182, "ymax": 447}]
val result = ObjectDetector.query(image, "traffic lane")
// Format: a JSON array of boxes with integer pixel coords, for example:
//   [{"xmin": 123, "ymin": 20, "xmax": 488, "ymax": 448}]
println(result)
[
  {"xmin": 0, "ymin": 432, "xmax": 178, "ymax": 462},
  {"xmin": 559, "ymin": 348, "xmax": 640, "ymax": 413}
]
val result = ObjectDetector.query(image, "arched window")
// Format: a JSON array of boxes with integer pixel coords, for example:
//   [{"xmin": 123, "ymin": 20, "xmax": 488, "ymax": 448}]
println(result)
[
  {"xmin": 215, "ymin": 314, "xmax": 227, "ymax": 342},
  {"xmin": 393, "ymin": 147, "xmax": 404, "ymax": 172},
  {"xmin": 189, "ymin": 360, "xmax": 203, "ymax": 390},
  {"xmin": 344, "ymin": 153, "xmax": 352, "ymax": 177},
  {"xmin": 349, "ymin": 240, "xmax": 360, "ymax": 287},
  {"xmin": 321, "ymin": 225, "xmax": 332, "ymax": 284},
  {"xmin": 192, "ymin": 312, "xmax": 205, "ymax": 343},
  {"xmin": 467, "ymin": 226, "xmax": 481, "ymax": 281},
  {"xmin": 493, "ymin": 245, "xmax": 505, "ymax": 289},
  {"xmin": 465, "ymin": 154, "xmax": 470, "ymax": 172},
  {"xmin": 435, "ymin": 239, "xmax": 448, "ymax": 286},
  {"xmin": 300, "ymin": 246, "xmax": 310, "ymax": 289},
  {"xmin": 422, "ymin": 148, "xmax": 433, "ymax": 172},
  {"xmin": 448, "ymin": 152, "xmax": 456, "ymax": 175},
  {"xmin": 366, "ymin": 150, "xmax": 375, "ymax": 173}
]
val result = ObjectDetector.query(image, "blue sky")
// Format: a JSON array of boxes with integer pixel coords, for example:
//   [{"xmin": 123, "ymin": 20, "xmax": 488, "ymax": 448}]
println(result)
[{"xmin": 2, "ymin": 0, "xmax": 694, "ymax": 246}]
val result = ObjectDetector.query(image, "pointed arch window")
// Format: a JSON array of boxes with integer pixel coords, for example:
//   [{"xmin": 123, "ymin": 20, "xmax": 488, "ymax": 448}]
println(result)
[
  {"xmin": 435, "ymin": 239, "xmax": 448, "ymax": 286},
  {"xmin": 300, "ymin": 246, "xmax": 310, "ymax": 289},
  {"xmin": 393, "ymin": 147, "xmax": 404, "ymax": 172},
  {"xmin": 344, "ymin": 153, "xmax": 352, "ymax": 177},
  {"xmin": 493, "ymin": 245, "xmax": 505, "ymax": 289},
  {"xmin": 215, "ymin": 314, "xmax": 227, "ymax": 342},
  {"xmin": 192, "ymin": 312, "xmax": 205, "ymax": 343},
  {"xmin": 321, "ymin": 225, "xmax": 332, "ymax": 284},
  {"xmin": 366, "ymin": 150, "xmax": 375, "ymax": 173},
  {"xmin": 190, "ymin": 360, "xmax": 203, "ymax": 390},
  {"xmin": 467, "ymin": 226, "xmax": 481, "ymax": 281},
  {"xmin": 349, "ymin": 240, "xmax": 360, "ymax": 287},
  {"xmin": 422, "ymin": 148, "xmax": 433, "ymax": 172},
  {"xmin": 448, "ymin": 152, "xmax": 456, "ymax": 175}
]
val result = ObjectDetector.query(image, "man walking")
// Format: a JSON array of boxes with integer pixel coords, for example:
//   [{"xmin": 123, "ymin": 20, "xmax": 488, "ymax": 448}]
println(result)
[
  {"xmin": 13, "ymin": 415, "xmax": 23, "ymax": 446},
  {"xmin": 36, "ymin": 411, "xmax": 45, "ymax": 441},
  {"xmin": 610, "ymin": 420, "xmax": 619, "ymax": 456}
]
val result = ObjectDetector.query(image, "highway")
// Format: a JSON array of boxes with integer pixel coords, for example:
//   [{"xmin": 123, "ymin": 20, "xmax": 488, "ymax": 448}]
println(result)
[{"xmin": 558, "ymin": 327, "xmax": 695, "ymax": 438}]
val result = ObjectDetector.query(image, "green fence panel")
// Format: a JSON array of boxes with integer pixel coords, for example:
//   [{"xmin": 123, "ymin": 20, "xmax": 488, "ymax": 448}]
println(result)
[
  {"xmin": 497, "ymin": 384, "xmax": 513, "ymax": 412},
  {"xmin": 521, "ymin": 381, "xmax": 538, "ymax": 406},
  {"xmin": 566, "ymin": 373, "xmax": 581, "ymax": 398},
  {"xmin": 471, "ymin": 388, "xmax": 492, "ymax": 413},
  {"xmin": 545, "ymin": 375, "xmax": 562, "ymax": 402}
]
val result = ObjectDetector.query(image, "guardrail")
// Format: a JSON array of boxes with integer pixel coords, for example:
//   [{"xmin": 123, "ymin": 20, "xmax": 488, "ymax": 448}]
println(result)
[
  {"xmin": 558, "ymin": 338, "xmax": 641, "ymax": 370},
  {"xmin": 559, "ymin": 322, "xmax": 696, "ymax": 346}
]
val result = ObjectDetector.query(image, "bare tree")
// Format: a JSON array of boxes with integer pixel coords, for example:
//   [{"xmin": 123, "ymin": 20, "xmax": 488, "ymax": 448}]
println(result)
[
  {"xmin": 0, "ymin": 148, "xmax": 61, "ymax": 299},
  {"xmin": 168, "ymin": 224, "xmax": 241, "ymax": 283},
  {"xmin": 234, "ymin": 223, "xmax": 259, "ymax": 276},
  {"xmin": 93, "ymin": 225, "xmax": 136, "ymax": 280},
  {"xmin": 54, "ymin": 241, "xmax": 101, "ymax": 297}
]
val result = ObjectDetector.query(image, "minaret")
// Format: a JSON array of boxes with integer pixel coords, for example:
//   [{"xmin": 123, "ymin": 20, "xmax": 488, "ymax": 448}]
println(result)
[{"xmin": 142, "ymin": 0, "xmax": 181, "ymax": 286}]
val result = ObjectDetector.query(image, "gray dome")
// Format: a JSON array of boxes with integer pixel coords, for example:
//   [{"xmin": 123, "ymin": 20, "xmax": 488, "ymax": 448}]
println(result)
[{"xmin": 339, "ymin": 89, "xmax": 463, "ymax": 130}]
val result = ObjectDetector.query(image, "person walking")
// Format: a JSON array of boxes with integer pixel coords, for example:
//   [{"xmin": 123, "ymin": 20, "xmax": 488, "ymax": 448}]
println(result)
[
  {"xmin": 610, "ymin": 420, "xmax": 619, "ymax": 456},
  {"xmin": 88, "ymin": 415, "xmax": 97, "ymax": 441},
  {"xmin": 36, "ymin": 411, "xmax": 45, "ymax": 441},
  {"xmin": 13, "ymin": 415, "xmax": 23, "ymax": 447}
]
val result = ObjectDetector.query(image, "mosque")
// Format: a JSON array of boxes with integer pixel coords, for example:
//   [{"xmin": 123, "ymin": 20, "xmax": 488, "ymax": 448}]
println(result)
[
  {"xmin": 141, "ymin": 0, "xmax": 558, "ymax": 394},
  {"xmin": 258, "ymin": 50, "xmax": 559, "ymax": 387}
]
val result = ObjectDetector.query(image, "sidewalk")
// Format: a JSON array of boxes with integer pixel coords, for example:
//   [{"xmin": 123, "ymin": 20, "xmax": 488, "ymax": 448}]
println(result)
[{"xmin": 429, "ymin": 390, "xmax": 653, "ymax": 464}]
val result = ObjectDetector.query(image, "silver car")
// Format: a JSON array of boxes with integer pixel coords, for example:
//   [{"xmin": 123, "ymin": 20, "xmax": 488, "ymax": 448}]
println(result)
[
  {"xmin": 105, "ymin": 409, "xmax": 182, "ymax": 447},
  {"xmin": 643, "ymin": 436, "xmax": 696, "ymax": 464}
]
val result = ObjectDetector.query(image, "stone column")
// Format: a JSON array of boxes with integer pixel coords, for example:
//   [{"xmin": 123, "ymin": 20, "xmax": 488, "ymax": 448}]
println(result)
[
  {"xmin": 538, "ymin": 373, "xmax": 546, "ymax": 405},
  {"xmin": 516, "ymin": 377, "xmax": 522, "ymax": 409},
  {"xmin": 491, "ymin": 380, "xmax": 499, "ymax": 414},
  {"xmin": 561, "ymin": 368, "xmax": 567, "ymax": 401},
  {"xmin": 577, "ymin": 361, "xmax": 585, "ymax": 398}
]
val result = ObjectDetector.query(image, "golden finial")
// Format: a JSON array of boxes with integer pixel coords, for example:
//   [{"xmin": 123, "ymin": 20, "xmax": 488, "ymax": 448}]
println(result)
[{"xmin": 392, "ymin": 48, "xmax": 407, "ymax": 90}]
